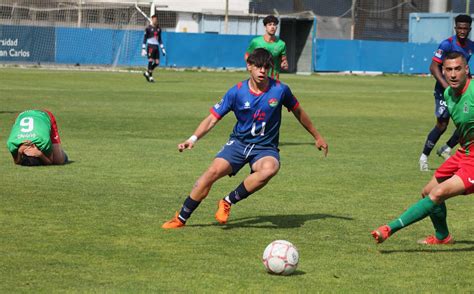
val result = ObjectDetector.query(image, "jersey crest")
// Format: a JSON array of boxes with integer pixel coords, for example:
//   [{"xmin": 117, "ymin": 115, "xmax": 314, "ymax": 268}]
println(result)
[{"xmin": 268, "ymin": 98, "xmax": 278, "ymax": 107}]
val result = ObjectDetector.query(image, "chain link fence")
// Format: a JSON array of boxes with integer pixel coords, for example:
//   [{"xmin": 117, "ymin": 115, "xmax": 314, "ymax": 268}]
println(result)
[{"xmin": 0, "ymin": 0, "xmax": 178, "ymax": 30}]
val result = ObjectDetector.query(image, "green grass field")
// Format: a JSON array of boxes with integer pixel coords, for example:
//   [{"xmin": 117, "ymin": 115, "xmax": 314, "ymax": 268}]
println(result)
[{"xmin": 0, "ymin": 68, "xmax": 473, "ymax": 292}]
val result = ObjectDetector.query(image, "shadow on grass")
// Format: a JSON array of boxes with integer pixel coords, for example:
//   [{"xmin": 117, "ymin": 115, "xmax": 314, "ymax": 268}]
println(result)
[
  {"xmin": 379, "ymin": 240, "xmax": 474, "ymax": 254},
  {"xmin": 279, "ymin": 142, "xmax": 314, "ymax": 147},
  {"xmin": 267, "ymin": 270, "xmax": 306, "ymax": 276},
  {"xmin": 0, "ymin": 110, "xmax": 19, "ymax": 114},
  {"xmin": 291, "ymin": 270, "xmax": 306, "ymax": 276},
  {"xmin": 188, "ymin": 213, "xmax": 353, "ymax": 229}
]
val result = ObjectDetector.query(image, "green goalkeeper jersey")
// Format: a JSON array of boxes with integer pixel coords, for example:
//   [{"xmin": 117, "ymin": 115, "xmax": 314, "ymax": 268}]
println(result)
[
  {"xmin": 444, "ymin": 80, "xmax": 474, "ymax": 153},
  {"xmin": 6, "ymin": 110, "xmax": 53, "ymax": 156},
  {"xmin": 246, "ymin": 36, "xmax": 287, "ymax": 79}
]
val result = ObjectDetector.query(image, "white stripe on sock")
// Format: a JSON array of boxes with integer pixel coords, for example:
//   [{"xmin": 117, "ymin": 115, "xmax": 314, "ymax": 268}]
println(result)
[{"xmin": 398, "ymin": 218, "xmax": 404, "ymax": 227}]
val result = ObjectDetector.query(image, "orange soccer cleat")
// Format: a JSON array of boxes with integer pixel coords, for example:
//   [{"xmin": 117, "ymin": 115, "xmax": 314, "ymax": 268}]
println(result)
[
  {"xmin": 371, "ymin": 225, "xmax": 392, "ymax": 244},
  {"xmin": 417, "ymin": 234, "xmax": 454, "ymax": 245},
  {"xmin": 162, "ymin": 212, "xmax": 185, "ymax": 229},
  {"xmin": 215, "ymin": 199, "xmax": 232, "ymax": 224}
]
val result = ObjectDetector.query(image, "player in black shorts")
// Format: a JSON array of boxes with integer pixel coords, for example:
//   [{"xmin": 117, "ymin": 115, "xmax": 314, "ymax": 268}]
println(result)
[{"xmin": 141, "ymin": 15, "xmax": 166, "ymax": 83}]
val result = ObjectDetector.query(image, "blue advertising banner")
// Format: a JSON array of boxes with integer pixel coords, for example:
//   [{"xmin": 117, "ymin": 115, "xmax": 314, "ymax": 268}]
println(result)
[{"xmin": 0, "ymin": 25, "xmax": 55, "ymax": 63}]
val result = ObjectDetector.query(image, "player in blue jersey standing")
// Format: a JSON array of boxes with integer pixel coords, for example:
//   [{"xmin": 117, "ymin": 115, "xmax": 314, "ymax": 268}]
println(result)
[
  {"xmin": 162, "ymin": 48, "xmax": 328, "ymax": 229},
  {"xmin": 419, "ymin": 14, "xmax": 474, "ymax": 171},
  {"xmin": 141, "ymin": 15, "xmax": 166, "ymax": 83}
]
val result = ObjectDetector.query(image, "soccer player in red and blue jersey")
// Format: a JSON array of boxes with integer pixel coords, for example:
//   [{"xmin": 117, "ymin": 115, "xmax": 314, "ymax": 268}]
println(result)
[
  {"xmin": 420, "ymin": 14, "xmax": 474, "ymax": 171},
  {"xmin": 141, "ymin": 15, "xmax": 166, "ymax": 83},
  {"xmin": 162, "ymin": 48, "xmax": 328, "ymax": 229}
]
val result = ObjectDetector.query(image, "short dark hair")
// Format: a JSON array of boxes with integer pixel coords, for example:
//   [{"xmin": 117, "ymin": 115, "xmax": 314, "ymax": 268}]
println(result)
[
  {"xmin": 263, "ymin": 15, "xmax": 279, "ymax": 26},
  {"xmin": 247, "ymin": 48, "xmax": 274, "ymax": 69},
  {"xmin": 151, "ymin": 15, "xmax": 157, "ymax": 19},
  {"xmin": 444, "ymin": 51, "xmax": 467, "ymax": 65},
  {"xmin": 20, "ymin": 155, "xmax": 42, "ymax": 166},
  {"xmin": 455, "ymin": 14, "xmax": 472, "ymax": 25}
]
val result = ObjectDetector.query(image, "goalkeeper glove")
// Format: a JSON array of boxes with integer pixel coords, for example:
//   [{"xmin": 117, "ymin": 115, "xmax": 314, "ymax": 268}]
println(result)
[
  {"xmin": 160, "ymin": 44, "xmax": 166, "ymax": 56},
  {"xmin": 141, "ymin": 44, "xmax": 147, "ymax": 57}
]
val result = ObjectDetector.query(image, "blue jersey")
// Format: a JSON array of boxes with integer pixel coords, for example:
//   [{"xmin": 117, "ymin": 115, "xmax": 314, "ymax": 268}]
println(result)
[
  {"xmin": 433, "ymin": 35, "xmax": 474, "ymax": 93},
  {"xmin": 210, "ymin": 79, "xmax": 299, "ymax": 147}
]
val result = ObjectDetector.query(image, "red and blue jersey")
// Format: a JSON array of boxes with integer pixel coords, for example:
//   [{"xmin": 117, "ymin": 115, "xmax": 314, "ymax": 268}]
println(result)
[
  {"xmin": 433, "ymin": 35, "xmax": 474, "ymax": 92},
  {"xmin": 210, "ymin": 78, "xmax": 299, "ymax": 147}
]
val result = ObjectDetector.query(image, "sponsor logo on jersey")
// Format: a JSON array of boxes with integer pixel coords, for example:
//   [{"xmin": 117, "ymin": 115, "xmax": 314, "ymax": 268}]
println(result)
[
  {"xmin": 468, "ymin": 177, "xmax": 474, "ymax": 184},
  {"xmin": 464, "ymin": 102, "xmax": 469, "ymax": 113},
  {"xmin": 435, "ymin": 49, "xmax": 443, "ymax": 58},
  {"xmin": 253, "ymin": 109, "xmax": 266, "ymax": 121},
  {"xmin": 268, "ymin": 98, "xmax": 278, "ymax": 107},
  {"xmin": 16, "ymin": 133, "xmax": 37, "ymax": 139}
]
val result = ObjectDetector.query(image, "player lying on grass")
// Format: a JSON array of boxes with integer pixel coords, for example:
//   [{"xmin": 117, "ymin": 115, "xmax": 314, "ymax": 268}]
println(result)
[
  {"xmin": 162, "ymin": 48, "xmax": 328, "ymax": 229},
  {"xmin": 372, "ymin": 52, "xmax": 474, "ymax": 245},
  {"xmin": 7, "ymin": 109, "xmax": 68, "ymax": 166}
]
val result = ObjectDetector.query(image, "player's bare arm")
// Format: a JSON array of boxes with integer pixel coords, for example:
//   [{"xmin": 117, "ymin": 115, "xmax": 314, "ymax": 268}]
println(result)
[
  {"xmin": 178, "ymin": 114, "xmax": 220, "ymax": 152},
  {"xmin": 51, "ymin": 144, "xmax": 67, "ymax": 164},
  {"xmin": 21, "ymin": 143, "xmax": 53, "ymax": 165},
  {"xmin": 281, "ymin": 56, "xmax": 288, "ymax": 70},
  {"xmin": 430, "ymin": 60, "xmax": 449, "ymax": 89},
  {"xmin": 292, "ymin": 106, "xmax": 328, "ymax": 156}
]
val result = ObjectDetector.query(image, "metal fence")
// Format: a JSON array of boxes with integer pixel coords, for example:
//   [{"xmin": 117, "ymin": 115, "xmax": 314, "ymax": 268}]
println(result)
[
  {"xmin": 0, "ymin": 0, "xmax": 176, "ymax": 29},
  {"xmin": 251, "ymin": 0, "xmax": 431, "ymax": 41}
]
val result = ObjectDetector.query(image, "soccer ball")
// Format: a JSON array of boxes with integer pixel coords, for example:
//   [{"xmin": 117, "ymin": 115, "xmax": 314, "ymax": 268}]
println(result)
[{"xmin": 262, "ymin": 240, "xmax": 299, "ymax": 275}]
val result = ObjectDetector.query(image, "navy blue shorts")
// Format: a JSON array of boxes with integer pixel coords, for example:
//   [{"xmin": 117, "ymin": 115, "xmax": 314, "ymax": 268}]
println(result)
[
  {"xmin": 434, "ymin": 89, "xmax": 450, "ymax": 119},
  {"xmin": 216, "ymin": 139, "xmax": 280, "ymax": 176}
]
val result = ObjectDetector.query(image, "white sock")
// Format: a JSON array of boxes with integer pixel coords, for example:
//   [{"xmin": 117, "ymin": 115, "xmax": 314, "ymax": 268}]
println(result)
[
  {"xmin": 224, "ymin": 196, "xmax": 232, "ymax": 205},
  {"xmin": 420, "ymin": 154, "xmax": 428, "ymax": 161}
]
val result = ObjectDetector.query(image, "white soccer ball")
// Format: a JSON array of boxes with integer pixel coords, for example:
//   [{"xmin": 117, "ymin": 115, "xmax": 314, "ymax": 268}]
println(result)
[{"xmin": 262, "ymin": 240, "xmax": 299, "ymax": 275}]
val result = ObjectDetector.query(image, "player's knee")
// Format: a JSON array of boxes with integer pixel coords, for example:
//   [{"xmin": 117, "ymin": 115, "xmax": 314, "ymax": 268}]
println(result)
[
  {"xmin": 428, "ymin": 187, "xmax": 447, "ymax": 203},
  {"xmin": 204, "ymin": 166, "xmax": 223, "ymax": 182},
  {"xmin": 260, "ymin": 165, "xmax": 279, "ymax": 180},
  {"xmin": 421, "ymin": 186, "xmax": 430, "ymax": 197},
  {"xmin": 436, "ymin": 121, "xmax": 448, "ymax": 131}
]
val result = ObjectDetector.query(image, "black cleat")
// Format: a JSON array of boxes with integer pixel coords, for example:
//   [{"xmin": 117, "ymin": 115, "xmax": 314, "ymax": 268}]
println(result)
[{"xmin": 143, "ymin": 71, "xmax": 150, "ymax": 82}]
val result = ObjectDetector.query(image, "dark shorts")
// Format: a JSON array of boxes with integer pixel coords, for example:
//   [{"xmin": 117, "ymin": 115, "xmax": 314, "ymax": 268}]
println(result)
[
  {"xmin": 434, "ymin": 89, "xmax": 450, "ymax": 119},
  {"xmin": 215, "ymin": 139, "xmax": 280, "ymax": 176},
  {"xmin": 435, "ymin": 149, "xmax": 474, "ymax": 194},
  {"xmin": 147, "ymin": 45, "xmax": 160, "ymax": 60}
]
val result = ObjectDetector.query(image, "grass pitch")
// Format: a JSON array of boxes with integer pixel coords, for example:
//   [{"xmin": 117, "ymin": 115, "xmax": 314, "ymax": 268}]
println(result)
[{"xmin": 0, "ymin": 68, "xmax": 473, "ymax": 292}]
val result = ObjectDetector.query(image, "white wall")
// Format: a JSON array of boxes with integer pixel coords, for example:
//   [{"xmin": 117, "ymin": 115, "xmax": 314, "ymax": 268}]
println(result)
[{"xmin": 176, "ymin": 12, "xmax": 200, "ymax": 33}]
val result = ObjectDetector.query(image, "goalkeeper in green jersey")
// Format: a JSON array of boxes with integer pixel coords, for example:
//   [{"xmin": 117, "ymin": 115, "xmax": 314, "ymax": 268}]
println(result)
[
  {"xmin": 372, "ymin": 52, "xmax": 474, "ymax": 245},
  {"xmin": 245, "ymin": 15, "xmax": 288, "ymax": 80},
  {"xmin": 6, "ymin": 110, "xmax": 68, "ymax": 166}
]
